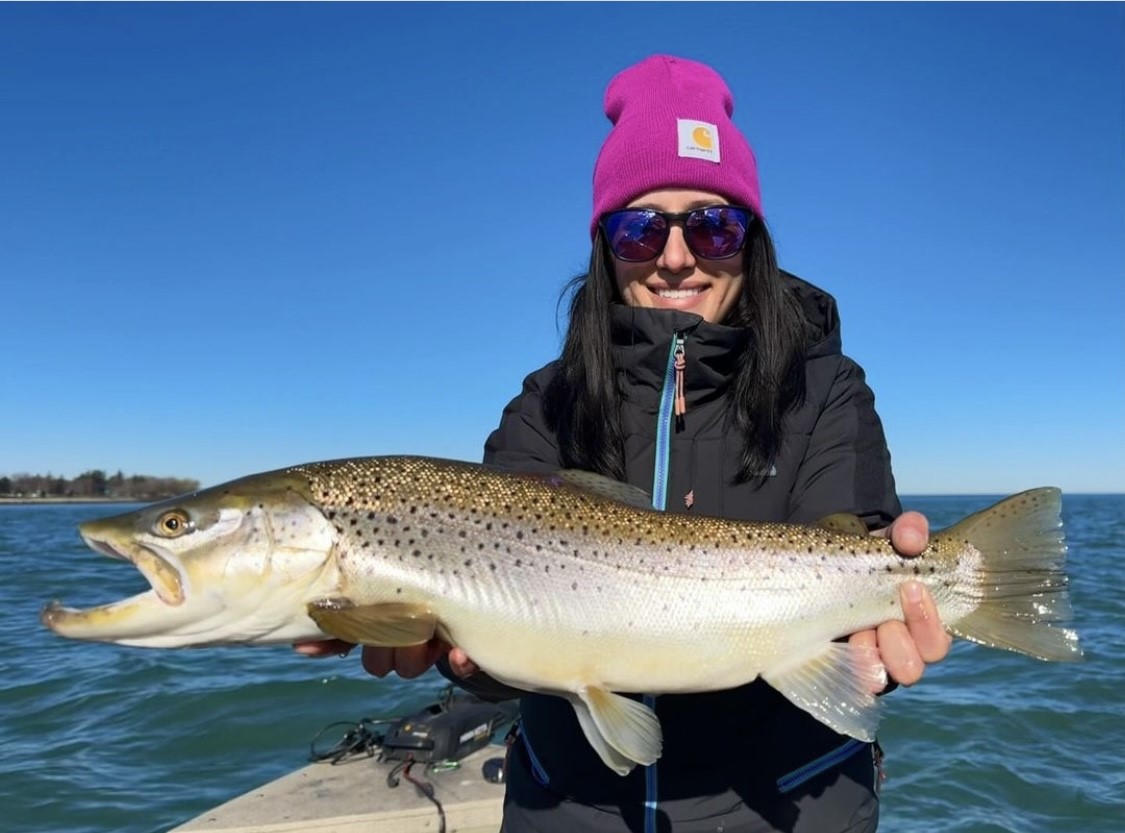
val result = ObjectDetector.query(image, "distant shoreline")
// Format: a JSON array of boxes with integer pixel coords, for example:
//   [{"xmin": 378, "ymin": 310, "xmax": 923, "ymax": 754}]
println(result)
[{"xmin": 0, "ymin": 497, "xmax": 154, "ymax": 505}]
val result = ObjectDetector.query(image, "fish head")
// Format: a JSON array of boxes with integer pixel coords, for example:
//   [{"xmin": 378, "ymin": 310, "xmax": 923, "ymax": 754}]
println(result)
[{"xmin": 41, "ymin": 470, "xmax": 339, "ymax": 648}]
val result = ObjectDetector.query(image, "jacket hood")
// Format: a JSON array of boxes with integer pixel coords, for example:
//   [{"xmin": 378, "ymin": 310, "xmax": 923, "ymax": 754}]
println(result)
[{"xmin": 783, "ymin": 270, "xmax": 843, "ymax": 360}]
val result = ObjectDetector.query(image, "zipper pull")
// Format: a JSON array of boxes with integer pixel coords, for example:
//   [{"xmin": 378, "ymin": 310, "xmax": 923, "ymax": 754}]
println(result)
[{"xmin": 673, "ymin": 335, "xmax": 687, "ymax": 419}]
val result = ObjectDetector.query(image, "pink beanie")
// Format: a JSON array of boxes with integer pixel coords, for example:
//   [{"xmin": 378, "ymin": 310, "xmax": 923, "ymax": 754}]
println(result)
[{"xmin": 591, "ymin": 54, "xmax": 762, "ymax": 238}]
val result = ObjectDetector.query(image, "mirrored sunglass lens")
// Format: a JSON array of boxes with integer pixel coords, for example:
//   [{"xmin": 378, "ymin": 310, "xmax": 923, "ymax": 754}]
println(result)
[
  {"xmin": 685, "ymin": 208, "xmax": 750, "ymax": 259},
  {"xmin": 605, "ymin": 211, "xmax": 666, "ymax": 261}
]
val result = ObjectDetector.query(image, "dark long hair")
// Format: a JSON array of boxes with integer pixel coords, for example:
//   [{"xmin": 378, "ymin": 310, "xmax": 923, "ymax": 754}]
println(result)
[{"xmin": 542, "ymin": 220, "xmax": 809, "ymax": 483}]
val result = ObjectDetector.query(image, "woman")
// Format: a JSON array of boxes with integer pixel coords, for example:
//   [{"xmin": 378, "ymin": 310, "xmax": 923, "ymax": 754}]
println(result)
[{"xmin": 301, "ymin": 54, "xmax": 950, "ymax": 832}]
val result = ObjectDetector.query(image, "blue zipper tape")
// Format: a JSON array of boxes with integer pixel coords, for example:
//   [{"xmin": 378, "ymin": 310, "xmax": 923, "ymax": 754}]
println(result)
[{"xmin": 776, "ymin": 738, "xmax": 868, "ymax": 794}]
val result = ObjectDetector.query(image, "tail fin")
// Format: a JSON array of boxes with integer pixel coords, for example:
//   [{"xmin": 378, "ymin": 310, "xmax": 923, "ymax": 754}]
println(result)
[{"xmin": 940, "ymin": 487, "xmax": 1082, "ymax": 661}]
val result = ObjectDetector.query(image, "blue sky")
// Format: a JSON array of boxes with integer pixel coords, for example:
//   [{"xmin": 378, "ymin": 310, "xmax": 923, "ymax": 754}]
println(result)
[{"xmin": 1, "ymin": 3, "xmax": 1121, "ymax": 495}]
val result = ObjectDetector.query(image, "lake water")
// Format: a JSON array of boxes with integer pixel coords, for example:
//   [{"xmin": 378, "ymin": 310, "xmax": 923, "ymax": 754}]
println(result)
[{"xmin": 2, "ymin": 494, "xmax": 1122, "ymax": 832}]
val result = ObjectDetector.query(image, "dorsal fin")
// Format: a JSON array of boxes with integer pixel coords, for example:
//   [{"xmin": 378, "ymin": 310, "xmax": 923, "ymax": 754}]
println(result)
[
  {"xmin": 814, "ymin": 513, "xmax": 869, "ymax": 537},
  {"xmin": 555, "ymin": 470, "xmax": 654, "ymax": 510}
]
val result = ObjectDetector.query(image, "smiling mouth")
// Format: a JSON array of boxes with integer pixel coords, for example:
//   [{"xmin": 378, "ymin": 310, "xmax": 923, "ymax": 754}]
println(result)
[{"xmin": 654, "ymin": 287, "xmax": 705, "ymax": 300}]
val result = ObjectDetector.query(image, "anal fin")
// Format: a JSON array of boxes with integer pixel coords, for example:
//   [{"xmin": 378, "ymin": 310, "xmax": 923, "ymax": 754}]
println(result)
[
  {"xmin": 307, "ymin": 599, "xmax": 437, "ymax": 646},
  {"xmin": 762, "ymin": 642, "xmax": 886, "ymax": 741}
]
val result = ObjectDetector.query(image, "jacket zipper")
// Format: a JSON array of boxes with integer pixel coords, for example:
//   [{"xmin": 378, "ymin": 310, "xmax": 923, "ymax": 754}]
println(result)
[
  {"xmin": 643, "ymin": 331, "xmax": 683, "ymax": 833},
  {"xmin": 652, "ymin": 333, "xmax": 684, "ymax": 511}
]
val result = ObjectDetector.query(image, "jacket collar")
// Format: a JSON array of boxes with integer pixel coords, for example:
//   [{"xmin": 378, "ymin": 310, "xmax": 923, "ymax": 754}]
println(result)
[
  {"xmin": 607, "ymin": 272, "xmax": 843, "ymax": 411},
  {"xmin": 610, "ymin": 304, "xmax": 747, "ymax": 410}
]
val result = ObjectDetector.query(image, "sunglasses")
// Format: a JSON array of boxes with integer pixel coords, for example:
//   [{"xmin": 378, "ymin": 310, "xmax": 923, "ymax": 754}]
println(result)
[{"xmin": 600, "ymin": 205, "xmax": 755, "ymax": 262}]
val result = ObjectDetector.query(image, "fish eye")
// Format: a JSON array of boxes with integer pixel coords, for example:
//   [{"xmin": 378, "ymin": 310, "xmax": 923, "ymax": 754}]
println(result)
[{"xmin": 155, "ymin": 510, "xmax": 191, "ymax": 538}]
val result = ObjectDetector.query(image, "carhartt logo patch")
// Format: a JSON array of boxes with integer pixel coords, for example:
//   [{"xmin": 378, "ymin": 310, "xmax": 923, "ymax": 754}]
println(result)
[{"xmin": 677, "ymin": 119, "xmax": 720, "ymax": 163}]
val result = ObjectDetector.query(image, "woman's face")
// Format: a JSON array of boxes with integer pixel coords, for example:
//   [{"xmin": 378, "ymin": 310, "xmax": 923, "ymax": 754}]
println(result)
[{"xmin": 610, "ymin": 188, "xmax": 745, "ymax": 325}]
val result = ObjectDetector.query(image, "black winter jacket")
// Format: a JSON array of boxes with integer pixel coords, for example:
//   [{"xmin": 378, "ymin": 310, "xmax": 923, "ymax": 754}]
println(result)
[{"xmin": 445, "ymin": 272, "xmax": 902, "ymax": 811}]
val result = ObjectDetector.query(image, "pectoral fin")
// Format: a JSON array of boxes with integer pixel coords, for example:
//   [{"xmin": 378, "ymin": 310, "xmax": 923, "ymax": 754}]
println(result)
[
  {"xmin": 761, "ymin": 642, "xmax": 886, "ymax": 741},
  {"xmin": 307, "ymin": 599, "xmax": 437, "ymax": 646},
  {"xmin": 569, "ymin": 686, "xmax": 661, "ymax": 773}
]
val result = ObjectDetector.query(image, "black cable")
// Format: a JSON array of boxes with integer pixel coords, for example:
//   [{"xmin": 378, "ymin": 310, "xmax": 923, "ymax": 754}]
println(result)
[
  {"xmin": 403, "ymin": 759, "xmax": 447, "ymax": 833},
  {"xmin": 383, "ymin": 754, "xmax": 447, "ymax": 833},
  {"xmin": 309, "ymin": 718, "xmax": 394, "ymax": 764}
]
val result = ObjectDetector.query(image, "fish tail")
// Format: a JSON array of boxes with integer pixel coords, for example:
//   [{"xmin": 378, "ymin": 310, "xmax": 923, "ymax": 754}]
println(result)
[{"xmin": 940, "ymin": 487, "xmax": 1082, "ymax": 661}]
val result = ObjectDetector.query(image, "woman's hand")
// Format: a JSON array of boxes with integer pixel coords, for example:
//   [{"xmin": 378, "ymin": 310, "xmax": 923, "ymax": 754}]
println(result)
[
  {"xmin": 850, "ymin": 511, "xmax": 953, "ymax": 688},
  {"xmin": 293, "ymin": 638, "xmax": 479, "ymax": 679}
]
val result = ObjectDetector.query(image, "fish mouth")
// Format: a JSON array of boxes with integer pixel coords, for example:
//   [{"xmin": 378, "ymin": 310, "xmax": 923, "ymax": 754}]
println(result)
[
  {"xmin": 82, "ymin": 533, "xmax": 186, "ymax": 607},
  {"xmin": 40, "ymin": 534, "xmax": 186, "ymax": 641},
  {"xmin": 41, "ymin": 529, "xmax": 186, "ymax": 635}
]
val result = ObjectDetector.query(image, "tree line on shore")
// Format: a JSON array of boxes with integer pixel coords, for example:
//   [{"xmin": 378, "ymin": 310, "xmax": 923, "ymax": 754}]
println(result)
[{"xmin": 0, "ymin": 470, "xmax": 200, "ymax": 500}]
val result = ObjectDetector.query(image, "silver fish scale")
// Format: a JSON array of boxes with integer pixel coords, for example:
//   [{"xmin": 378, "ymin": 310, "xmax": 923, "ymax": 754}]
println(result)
[{"xmin": 286, "ymin": 456, "xmax": 973, "ymax": 657}]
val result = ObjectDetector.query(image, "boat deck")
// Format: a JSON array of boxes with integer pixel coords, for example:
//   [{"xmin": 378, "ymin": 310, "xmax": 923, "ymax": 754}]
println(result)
[{"xmin": 169, "ymin": 746, "xmax": 506, "ymax": 833}]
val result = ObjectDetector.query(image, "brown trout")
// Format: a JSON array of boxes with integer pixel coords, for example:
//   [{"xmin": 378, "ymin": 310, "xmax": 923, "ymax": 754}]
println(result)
[{"xmin": 41, "ymin": 456, "xmax": 1081, "ymax": 774}]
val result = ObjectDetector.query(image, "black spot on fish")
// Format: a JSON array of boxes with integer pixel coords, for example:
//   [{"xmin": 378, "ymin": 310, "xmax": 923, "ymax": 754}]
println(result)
[
  {"xmin": 464, "ymin": 559, "xmax": 473, "ymax": 567},
  {"xmin": 387, "ymin": 516, "xmax": 398, "ymax": 525},
  {"xmin": 515, "ymin": 559, "xmax": 523, "ymax": 567},
  {"xmin": 489, "ymin": 562, "xmax": 497, "ymax": 572},
  {"xmin": 412, "ymin": 550, "xmax": 422, "ymax": 558}
]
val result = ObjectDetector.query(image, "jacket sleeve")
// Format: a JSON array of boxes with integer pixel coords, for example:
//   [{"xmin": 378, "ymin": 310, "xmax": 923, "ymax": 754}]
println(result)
[
  {"xmin": 434, "ymin": 655, "xmax": 526, "ymax": 702},
  {"xmin": 482, "ymin": 367, "xmax": 563, "ymax": 473},
  {"xmin": 436, "ymin": 367, "xmax": 563, "ymax": 701},
  {"xmin": 786, "ymin": 356, "xmax": 902, "ymax": 530}
]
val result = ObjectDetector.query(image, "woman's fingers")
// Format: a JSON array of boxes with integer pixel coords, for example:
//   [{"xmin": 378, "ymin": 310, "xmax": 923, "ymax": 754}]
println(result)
[
  {"xmin": 292, "ymin": 639, "xmax": 355, "ymax": 657},
  {"xmin": 448, "ymin": 647, "xmax": 480, "ymax": 677},
  {"xmin": 879, "ymin": 510, "xmax": 929, "ymax": 556},
  {"xmin": 900, "ymin": 580, "xmax": 953, "ymax": 664}
]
